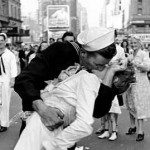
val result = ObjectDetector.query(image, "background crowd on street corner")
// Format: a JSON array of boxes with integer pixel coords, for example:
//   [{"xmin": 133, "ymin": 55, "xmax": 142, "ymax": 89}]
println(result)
[{"xmin": 7, "ymin": 31, "xmax": 76, "ymax": 74}]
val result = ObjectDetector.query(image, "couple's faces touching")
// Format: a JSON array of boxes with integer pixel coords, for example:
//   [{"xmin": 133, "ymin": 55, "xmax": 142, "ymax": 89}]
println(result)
[{"xmin": 80, "ymin": 50, "xmax": 111, "ymax": 72}]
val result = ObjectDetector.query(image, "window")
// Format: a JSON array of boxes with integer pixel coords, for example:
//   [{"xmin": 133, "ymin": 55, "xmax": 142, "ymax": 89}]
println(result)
[
  {"xmin": 138, "ymin": 7, "xmax": 142, "ymax": 15},
  {"xmin": 15, "ymin": 7, "xmax": 17, "ymax": 18},
  {"xmin": 18, "ymin": 8, "xmax": 20, "ymax": 20},
  {"xmin": 136, "ymin": 24, "xmax": 145, "ymax": 28},
  {"xmin": 11, "ymin": 5, "xmax": 13, "ymax": 17},
  {"xmin": 137, "ymin": 0, "xmax": 142, "ymax": 14},
  {"xmin": 13, "ymin": 6, "xmax": 15, "ymax": 18},
  {"xmin": 119, "ymin": 0, "xmax": 122, "ymax": 10},
  {"xmin": 138, "ymin": 0, "xmax": 142, "ymax": 4}
]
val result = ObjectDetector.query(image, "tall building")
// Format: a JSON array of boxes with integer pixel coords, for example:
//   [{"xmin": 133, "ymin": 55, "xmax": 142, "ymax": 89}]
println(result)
[
  {"xmin": 21, "ymin": 16, "xmax": 40, "ymax": 43},
  {"xmin": 122, "ymin": 0, "xmax": 150, "ymax": 44},
  {"xmin": 126, "ymin": 0, "xmax": 150, "ymax": 34},
  {"xmin": 102, "ymin": 0, "xmax": 123, "ymax": 29},
  {"xmin": 0, "ymin": 0, "xmax": 29, "ymax": 44},
  {"xmin": 77, "ymin": 2, "xmax": 88, "ymax": 33},
  {"xmin": 7, "ymin": 0, "xmax": 22, "ymax": 43},
  {"xmin": 101, "ymin": 0, "xmax": 150, "ymax": 43},
  {"xmin": 0, "ymin": 0, "xmax": 9, "ymax": 27}
]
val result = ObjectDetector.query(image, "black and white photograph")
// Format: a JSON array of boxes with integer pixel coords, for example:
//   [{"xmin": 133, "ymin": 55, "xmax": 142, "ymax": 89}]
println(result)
[{"xmin": 0, "ymin": 0, "xmax": 150, "ymax": 150}]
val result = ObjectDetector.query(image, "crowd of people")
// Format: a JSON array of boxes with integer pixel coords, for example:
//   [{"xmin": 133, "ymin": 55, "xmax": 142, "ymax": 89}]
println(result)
[
  {"xmin": 2, "ymin": 31, "xmax": 76, "ymax": 75},
  {"xmin": 0, "ymin": 27, "xmax": 150, "ymax": 150}
]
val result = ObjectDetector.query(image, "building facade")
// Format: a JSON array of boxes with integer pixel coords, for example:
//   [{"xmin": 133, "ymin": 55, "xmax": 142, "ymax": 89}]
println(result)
[
  {"xmin": 126, "ymin": 0, "xmax": 150, "ymax": 34},
  {"xmin": 0, "ymin": 0, "xmax": 29, "ymax": 44},
  {"xmin": 102, "ymin": 0, "xmax": 150, "ymax": 43},
  {"xmin": 0, "ymin": 0, "xmax": 9, "ymax": 28},
  {"xmin": 122, "ymin": 0, "xmax": 150, "ymax": 44},
  {"xmin": 106, "ymin": 0, "xmax": 123, "ymax": 29},
  {"xmin": 76, "ymin": 2, "xmax": 88, "ymax": 33},
  {"xmin": 7, "ymin": 0, "xmax": 22, "ymax": 43}
]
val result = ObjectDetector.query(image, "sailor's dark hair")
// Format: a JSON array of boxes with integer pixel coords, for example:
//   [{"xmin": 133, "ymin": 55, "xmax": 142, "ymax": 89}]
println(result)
[{"xmin": 82, "ymin": 42, "xmax": 117, "ymax": 59}]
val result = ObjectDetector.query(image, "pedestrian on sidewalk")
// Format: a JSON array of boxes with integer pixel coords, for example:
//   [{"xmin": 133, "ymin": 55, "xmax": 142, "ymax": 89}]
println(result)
[
  {"xmin": 125, "ymin": 35, "xmax": 150, "ymax": 141},
  {"xmin": 0, "ymin": 33, "xmax": 18, "ymax": 132},
  {"xmin": 98, "ymin": 96, "xmax": 122, "ymax": 141}
]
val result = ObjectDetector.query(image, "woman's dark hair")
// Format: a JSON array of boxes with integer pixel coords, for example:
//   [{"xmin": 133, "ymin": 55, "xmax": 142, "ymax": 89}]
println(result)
[
  {"xmin": 114, "ymin": 29, "xmax": 118, "ymax": 38},
  {"xmin": 121, "ymin": 39, "xmax": 129, "ymax": 53},
  {"xmin": 121, "ymin": 39, "xmax": 128, "ymax": 48},
  {"xmin": 85, "ymin": 43, "xmax": 117, "ymax": 59}
]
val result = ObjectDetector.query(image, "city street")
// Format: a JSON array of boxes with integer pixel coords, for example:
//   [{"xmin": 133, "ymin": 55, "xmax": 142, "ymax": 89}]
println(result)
[
  {"xmin": 1, "ymin": 0, "xmax": 150, "ymax": 149},
  {"xmin": 1, "ymin": 90, "xmax": 150, "ymax": 150}
]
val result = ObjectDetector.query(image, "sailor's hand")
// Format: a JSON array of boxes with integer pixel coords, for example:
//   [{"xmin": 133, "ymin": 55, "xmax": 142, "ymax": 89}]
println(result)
[{"xmin": 33, "ymin": 100, "xmax": 64, "ymax": 131}]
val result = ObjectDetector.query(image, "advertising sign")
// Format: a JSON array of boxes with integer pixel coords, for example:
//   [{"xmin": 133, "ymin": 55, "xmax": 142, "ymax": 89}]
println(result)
[
  {"xmin": 130, "ymin": 34, "xmax": 150, "ymax": 43},
  {"xmin": 0, "ymin": 27, "xmax": 18, "ymax": 34},
  {"xmin": 47, "ymin": 5, "xmax": 70, "ymax": 29}
]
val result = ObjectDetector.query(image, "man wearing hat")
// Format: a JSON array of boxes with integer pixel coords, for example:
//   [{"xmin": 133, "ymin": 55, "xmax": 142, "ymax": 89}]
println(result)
[
  {"xmin": 0, "ymin": 33, "xmax": 18, "ymax": 132},
  {"xmin": 14, "ymin": 27, "xmax": 124, "ymax": 149},
  {"xmin": 14, "ymin": 27, "xmax": 125, "ymax": 150}
]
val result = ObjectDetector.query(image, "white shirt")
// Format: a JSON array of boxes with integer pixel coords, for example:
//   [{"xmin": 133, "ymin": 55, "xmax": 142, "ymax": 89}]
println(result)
[{"xmin": 1, "ymin": 48, "xmax": 18, "ymax": 79}]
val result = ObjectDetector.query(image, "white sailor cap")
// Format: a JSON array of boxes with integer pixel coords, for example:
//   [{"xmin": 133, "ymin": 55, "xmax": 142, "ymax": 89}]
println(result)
[
  {"xmin": 0, "ymin": 33, "xmax": 7, "ymax": 40},
  {"xmin": 77, "ymin": 27, "xmax": 115, "ymax": 51}
]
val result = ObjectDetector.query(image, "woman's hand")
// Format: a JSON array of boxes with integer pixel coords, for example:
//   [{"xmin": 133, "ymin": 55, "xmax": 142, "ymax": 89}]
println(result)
[
  {"xmin": 107, "ymin": 62, "xmax": 126, "ymax": 75},
  {"xmin": 93, "ymin": 63, "xmax": 126, "ymax": 87},
  {"xmin": 109, "ymin": 58, "xmax": 128, "ymax": 70}
]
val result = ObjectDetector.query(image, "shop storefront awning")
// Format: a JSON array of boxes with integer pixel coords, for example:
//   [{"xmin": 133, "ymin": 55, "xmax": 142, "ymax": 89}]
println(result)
[{"xmin": 0, "ymin": 27, "xmax": 30, "ymax": 37}]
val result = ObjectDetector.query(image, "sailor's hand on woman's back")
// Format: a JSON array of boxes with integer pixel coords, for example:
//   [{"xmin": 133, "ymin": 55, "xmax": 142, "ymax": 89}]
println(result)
[{"xmin": 32, "ymin": 100, "xmax": 64, "ymax": 131}]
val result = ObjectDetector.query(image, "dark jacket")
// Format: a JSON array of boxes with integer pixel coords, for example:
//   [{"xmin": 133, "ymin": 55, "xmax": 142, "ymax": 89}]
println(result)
[{"xmin": 14, "ymin": 42, "xmax": 115, "ymax": 118}]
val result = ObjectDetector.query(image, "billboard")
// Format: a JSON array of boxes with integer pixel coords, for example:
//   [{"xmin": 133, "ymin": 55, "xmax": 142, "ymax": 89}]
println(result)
[
  {"xmin": 130, "ymin": 34, "xmax": 150, "ymax": 43},
  {"xmin": 47, "ymin": 5, "xmax": 70, "ymax": 29},
  {"xmin": 0, "ymin": 27, "xmax": 18, "ymax": 34}
]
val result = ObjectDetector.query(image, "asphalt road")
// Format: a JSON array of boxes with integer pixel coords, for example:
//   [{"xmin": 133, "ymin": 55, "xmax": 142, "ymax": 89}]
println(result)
[
  {"xmin": 0, "ymin": 89, "xmax": 22, "ymax": 150},
  {"xmin": 0, "ymin": 90, "xmax": 150, "ymax": 150},
  {"xmin": 78, "ymin": 110, "xmax": 150, "ymax": 150}
]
